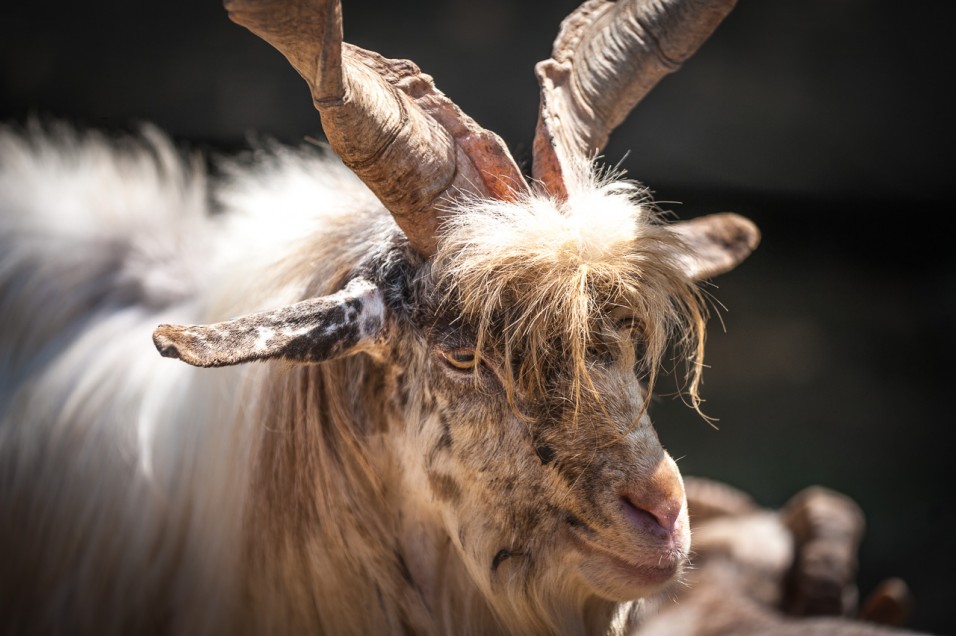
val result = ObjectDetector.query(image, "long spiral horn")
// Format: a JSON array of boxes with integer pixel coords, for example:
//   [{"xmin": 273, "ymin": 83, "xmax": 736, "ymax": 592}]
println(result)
[
  {"xmin": 226, "ymin": 0, "xmax": 529, "ymax": 256},
  {"xmin": 533, "ymin": 0, "xmax": 737, "ymax": 199}
]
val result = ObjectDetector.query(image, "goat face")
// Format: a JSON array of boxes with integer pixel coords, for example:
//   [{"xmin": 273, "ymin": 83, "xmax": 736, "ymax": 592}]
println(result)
[
  {"xmin": 383, "ymin": 191, "xmax": 701, "ymax": 602},
  {"xmin": 403, "ymin": 309, "xmax": 691, "ymax": 602}
]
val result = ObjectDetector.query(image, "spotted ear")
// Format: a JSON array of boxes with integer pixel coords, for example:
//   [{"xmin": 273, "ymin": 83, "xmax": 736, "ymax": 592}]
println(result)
[
  {"xmin": 670, "ymin": 213, "xmax": 761, "ymax": 281},
  {"xmin": 152, "ymin": 277, "xmax": 386, "ymax": 368}
]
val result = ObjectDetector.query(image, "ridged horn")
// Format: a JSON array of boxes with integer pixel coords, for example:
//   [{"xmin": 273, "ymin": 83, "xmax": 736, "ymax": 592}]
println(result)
[
  {"xmin": 533, "ymin": 0, "xmax": 737, "ymax": 199},
  {"xmin": 225, "ymin": 0, "xmax": 529, "ymax": 257}
]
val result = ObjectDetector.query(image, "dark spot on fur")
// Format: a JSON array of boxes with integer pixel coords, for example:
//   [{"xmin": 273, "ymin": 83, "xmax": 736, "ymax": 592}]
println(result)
[
  {"xmin": 280, "ymin": 317, "xmax": 360, "ymax": 361},
  {"xmin": 396, "ymin": 372, "xmax": 410, "ymax": 409},
  {"xmin": 566, "ymin": 513, "xmax": 587, "ymax": 529},
  {"xmin": 491, "ymin": 547, "xmax": 527, "ymax": 573},
  {"xmin": 362, "ymin": 315, "xmax": 383, "ymax": 336},
  {"xmin": 426, "ymin": 415, "xmax": 454, "ymax": 468},
  {"xmin": 492, "ymin": 548, "xmax": 513, "ymax": 572},
  {"xmin": 535, "ymin": 444, "xmax": 555, "ymax": 465},
  {"xmin": 553, "ymin": 449, "xmax": 590, "ymax": 497},
  {"xmin": 157, "ymin": 343, "xmax": 180, "ymax": 359},
  {"xmin": 325, "ymin": 304, "xmax": 346, "ymax": 327},
  {"xmin": 427, "ymin": 471, "xmax": 462, "ymax": 505},
  {"xmin": 395, "ymin": 549, "xmax": 415, "ymax": 586},
  {"xmin": 437, "ymin": 413, "xmax": 453, "ymax": 450}
]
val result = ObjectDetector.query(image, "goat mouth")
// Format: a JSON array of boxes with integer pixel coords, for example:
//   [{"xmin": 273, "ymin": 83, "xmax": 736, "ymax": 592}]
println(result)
[{"xmin": 564, "ymin": 519, "xmax": 685, "ymax": 599}]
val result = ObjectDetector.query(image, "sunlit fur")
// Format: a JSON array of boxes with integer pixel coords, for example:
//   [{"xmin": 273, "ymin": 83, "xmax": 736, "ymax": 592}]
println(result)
[{"xmin": 1, "ymin": 126, "xmax": 706, "ymax": 635}]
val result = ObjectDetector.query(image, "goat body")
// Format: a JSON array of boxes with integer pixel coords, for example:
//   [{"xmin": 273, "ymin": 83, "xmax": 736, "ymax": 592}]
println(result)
[{"xmin": 0, "ymin": 1, "xmax": 772, "ymax": 634}]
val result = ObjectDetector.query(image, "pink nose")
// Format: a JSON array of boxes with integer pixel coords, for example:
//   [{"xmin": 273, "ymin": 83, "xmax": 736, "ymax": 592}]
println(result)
[
  {"xmin": 620, "ymin": 459, "xmax": 685, "ymax": 539},
  {"xmin": 620, "ymin": 494, "xmax": 681, "ymax": 539}
]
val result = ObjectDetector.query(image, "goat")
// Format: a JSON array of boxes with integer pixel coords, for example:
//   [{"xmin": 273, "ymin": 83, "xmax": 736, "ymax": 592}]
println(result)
[{"xmin": 0, "ymin": 0, "xmax": 768, "ymax": 634}]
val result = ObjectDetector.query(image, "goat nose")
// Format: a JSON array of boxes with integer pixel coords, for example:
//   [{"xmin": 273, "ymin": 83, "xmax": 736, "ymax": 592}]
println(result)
[
  {"xmin": 620, "ymin": 457, "xmax": 685, "ymax": 538},
  {"xmin": 620, "ymin": 494, "xmax": 681, "ymax": 537}
]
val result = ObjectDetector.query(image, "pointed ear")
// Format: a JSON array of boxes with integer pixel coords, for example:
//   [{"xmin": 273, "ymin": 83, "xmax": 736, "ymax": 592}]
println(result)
[
  {"xmin": 153, "ymin": 277, "xmax": 386, "ymax": 368},
  {"xmin": 670, "ymin": 213, "xmax": 761, "ymax": 281}
]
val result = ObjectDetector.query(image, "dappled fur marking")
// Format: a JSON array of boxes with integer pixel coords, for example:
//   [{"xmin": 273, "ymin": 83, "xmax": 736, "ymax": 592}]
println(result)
[
  {"xmin": 565, "ymin": 513, "xmax": 588, "ymax": 530},
  {"xmin": 153, "ymin": 278, "xmax": 384, "ymax": 367},
  {"xmin": 395, "ymin": 372, "xmax": 410, "ymax": 410},
  {"xmin": 427, "ymin": 471, "xmax": 462, "ymax": 505},
  {"xmin": 426, "ymin": 413, "xmax": 453, "ymax": 465},
  {"xmin": 437, "ymin": 413, "xmax": 452, "ymax": 450}
]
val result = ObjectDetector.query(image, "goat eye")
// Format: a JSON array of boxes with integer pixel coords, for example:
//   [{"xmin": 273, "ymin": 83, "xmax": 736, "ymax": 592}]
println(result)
[
  {"xmin": 441, "ymin": 349, "xmax": 478, "ymax": 371},
  {"xmin": 614, "ymin": 315, "xmax": 642, "ymax": 333}
]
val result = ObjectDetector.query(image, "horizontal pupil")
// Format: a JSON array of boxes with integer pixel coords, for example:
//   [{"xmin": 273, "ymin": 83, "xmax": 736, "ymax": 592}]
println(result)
[{"xmin": 442, "ymin": 349, "xmax": 477, "ymax": 370}]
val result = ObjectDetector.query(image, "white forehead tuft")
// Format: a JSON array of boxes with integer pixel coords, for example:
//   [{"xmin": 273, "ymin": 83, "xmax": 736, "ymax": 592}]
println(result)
[{"xmin": 439, "ymin": 179, "xmax": 653, "ymax": 268}]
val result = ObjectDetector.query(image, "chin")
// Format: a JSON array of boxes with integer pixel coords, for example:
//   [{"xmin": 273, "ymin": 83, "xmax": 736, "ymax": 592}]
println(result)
[{"xmin": 576, "ymin": 548, "xmax": 687, "ymax": 601}]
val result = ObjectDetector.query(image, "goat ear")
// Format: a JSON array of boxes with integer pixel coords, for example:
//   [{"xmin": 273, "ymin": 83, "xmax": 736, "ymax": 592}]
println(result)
[
  {"xmin": 670, "ymin": 213, "xmax": 760, "ymax": 281},
  {"xmin": 152, "ymin": 277, "xmax": 386, "ymax": 367}
]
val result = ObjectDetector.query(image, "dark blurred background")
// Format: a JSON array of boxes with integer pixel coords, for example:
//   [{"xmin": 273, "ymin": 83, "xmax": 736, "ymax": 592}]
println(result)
[{"xmin": 1, "ymin": 0, "xmax": 953, "ymax": 632}]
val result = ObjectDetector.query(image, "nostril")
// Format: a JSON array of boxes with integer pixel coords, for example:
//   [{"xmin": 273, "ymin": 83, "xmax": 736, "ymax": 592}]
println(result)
[{"xmin": 620, "ymin": 496, "xmax": 679, "ymax": 539}]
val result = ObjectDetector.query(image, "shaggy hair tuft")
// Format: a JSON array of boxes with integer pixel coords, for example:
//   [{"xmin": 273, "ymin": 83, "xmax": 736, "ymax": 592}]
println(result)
[{"xmin": 433, "ymin": 170, "xmax": 709, "ymax": 420}]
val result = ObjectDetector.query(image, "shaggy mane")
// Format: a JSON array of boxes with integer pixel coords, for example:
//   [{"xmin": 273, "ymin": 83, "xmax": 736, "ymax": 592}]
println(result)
[{"xmin": 433, "ymin": 170, "xmax": 708, "ymax": 419}]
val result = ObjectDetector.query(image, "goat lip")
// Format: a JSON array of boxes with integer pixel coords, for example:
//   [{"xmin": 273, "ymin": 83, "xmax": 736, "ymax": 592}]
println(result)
[{"xmin": 566, "ymin": 523, "xmax": 684, "ymax": 591}]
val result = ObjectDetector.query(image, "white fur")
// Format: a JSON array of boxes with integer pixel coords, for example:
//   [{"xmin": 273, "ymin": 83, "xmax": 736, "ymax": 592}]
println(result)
[{"xmin": 0, "ymin": 125, "xmax": 381, "ymax": 632}]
